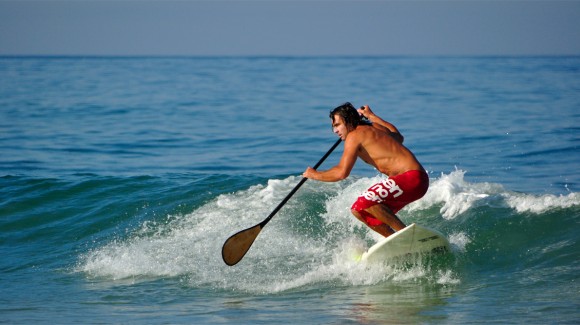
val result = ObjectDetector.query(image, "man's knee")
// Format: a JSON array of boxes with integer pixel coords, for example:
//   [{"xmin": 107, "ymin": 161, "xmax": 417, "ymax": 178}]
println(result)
[
  {"xmin": 352, "ymin": 208, "xmax": 384, "ymax": 227},
  {"xmin": 351, "ymin": 209, "xmax": 365, "ymax": 223}
]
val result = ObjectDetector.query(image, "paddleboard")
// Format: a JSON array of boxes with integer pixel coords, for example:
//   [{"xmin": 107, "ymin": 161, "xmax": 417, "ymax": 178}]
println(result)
[{"xmin": 361, "ymin": 223, "xmax": 450, "ymax": 263}]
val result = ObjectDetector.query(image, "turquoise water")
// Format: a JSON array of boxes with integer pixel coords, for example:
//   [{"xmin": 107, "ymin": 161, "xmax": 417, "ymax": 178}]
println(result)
[{"xmin": 1, "ymin": 56, "xmax": 579, "ymax": 324}]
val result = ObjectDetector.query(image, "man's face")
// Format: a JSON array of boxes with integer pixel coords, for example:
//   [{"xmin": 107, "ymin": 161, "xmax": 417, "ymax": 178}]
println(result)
[{"xmin": 331, "ymin": 114, "xmax": 349, "ymax": 140}]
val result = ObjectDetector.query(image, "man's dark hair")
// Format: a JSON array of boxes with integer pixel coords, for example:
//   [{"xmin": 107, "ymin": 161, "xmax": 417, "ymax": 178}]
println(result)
[{"xmin": 330, "ymin": 102, "xmax": 369, "ymax": 129}]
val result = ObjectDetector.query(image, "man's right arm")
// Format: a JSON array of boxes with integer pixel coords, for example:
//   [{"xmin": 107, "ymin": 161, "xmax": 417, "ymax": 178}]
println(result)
[{"xmin": 359, "ymin": 105, "xmax": 404, "ymax": 143}]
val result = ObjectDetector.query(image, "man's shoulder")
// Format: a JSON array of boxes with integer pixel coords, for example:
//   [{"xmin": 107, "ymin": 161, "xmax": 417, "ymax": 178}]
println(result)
[
  {"xmin": 346, "ymin": 126, "xmax": 375, "ymax": 147},
  {"xmin": 354, "ymin": 124, "xmax": 373, "ymax": 133},
  {"xmin": 354, "ymin": 124, "xmax": 382, "ymax": 137}
]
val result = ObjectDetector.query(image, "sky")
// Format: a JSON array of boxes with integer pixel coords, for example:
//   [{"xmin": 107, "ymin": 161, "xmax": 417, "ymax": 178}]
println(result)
[{"xmin": 1, "ymin": 0, "xmax": 580, "ymax": 56}]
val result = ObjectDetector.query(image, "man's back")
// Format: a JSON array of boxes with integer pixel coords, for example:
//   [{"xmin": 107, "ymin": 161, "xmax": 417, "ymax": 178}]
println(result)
[{"xmin": 350, "ymin": 124, "xmax": 424, "ymax": 177}]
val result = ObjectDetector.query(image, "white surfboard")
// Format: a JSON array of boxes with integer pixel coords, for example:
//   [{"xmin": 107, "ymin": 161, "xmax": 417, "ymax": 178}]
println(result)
[{"xmin": 361, "ymin": 223, "xmax": 450, "ymax": 263}]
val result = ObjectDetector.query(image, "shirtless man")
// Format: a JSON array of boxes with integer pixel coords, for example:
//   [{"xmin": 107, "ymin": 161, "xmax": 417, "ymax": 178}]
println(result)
[{"xmin": 303, "ymin": 102, "xmax": 429, "ymax": 237}]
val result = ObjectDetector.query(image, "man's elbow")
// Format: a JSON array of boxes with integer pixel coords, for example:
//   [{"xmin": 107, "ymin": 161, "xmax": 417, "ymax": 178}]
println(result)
[
  {"xmin": 395, "ymin": 133, "xmax": 404, "ymax": 143},
  {"xmin": 335, "ymin": 170, "xmax": 350, "ymax": 181}
]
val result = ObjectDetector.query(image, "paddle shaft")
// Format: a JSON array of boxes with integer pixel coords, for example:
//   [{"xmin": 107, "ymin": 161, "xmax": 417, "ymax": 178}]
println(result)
[
  {"xmin": 259, "ymin": 138, "xmax": 342, "ymax": 228},
  {"xmin": 221, "ymin": 138, "xmax": 342, "ymax": 266}
]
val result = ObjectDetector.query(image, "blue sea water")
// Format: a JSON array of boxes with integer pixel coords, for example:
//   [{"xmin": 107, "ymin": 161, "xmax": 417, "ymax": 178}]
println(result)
[{"xmin": 1, "ymin": 56, "xmax": 579, "ymax": 324}]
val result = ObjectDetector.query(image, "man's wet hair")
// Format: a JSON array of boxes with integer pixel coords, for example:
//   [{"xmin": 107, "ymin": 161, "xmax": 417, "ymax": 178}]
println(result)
[{"xmin": 330, "ymin": 102, "xmax": 370, "ymax": 129}]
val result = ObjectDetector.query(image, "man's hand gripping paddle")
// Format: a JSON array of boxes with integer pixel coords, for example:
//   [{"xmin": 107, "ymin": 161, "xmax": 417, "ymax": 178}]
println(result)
[{"xmin": 221, "ymin": 138, "xmax": 342, "ymax": 266}]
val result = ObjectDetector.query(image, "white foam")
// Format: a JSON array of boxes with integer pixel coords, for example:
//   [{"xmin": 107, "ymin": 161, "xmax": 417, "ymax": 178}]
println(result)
[
  {"xmin": 504, "ymin": 191, "xmax": 580, "ymax": 214},
  {"xmin": 407, "ymin": 169, "xmax": 580, "ymax": 219},
  {"xmin": 448, "ymin": 232, "xmax": 471, "ymax": 253},
  {"xmin": 436, "ymin": 270, "xmax": 461, "ymax": 285},
  {"xmin": 413, "ymin": 169, "xmax": 504, "ymax": 219},
  {"xmin": 78, "ymin": 177, "xmax": 331, "ymax": 290}
]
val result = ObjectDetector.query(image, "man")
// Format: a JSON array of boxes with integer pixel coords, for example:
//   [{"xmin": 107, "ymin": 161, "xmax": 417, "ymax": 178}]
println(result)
[{"xmin": 303, "ymin": 102, "xmax": 429, "ymax": 237}]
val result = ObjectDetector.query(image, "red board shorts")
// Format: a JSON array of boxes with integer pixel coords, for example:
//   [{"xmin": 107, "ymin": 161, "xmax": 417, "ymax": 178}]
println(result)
[{"xmin": 351, "ymin": 170, "xmax": 429, "ymax": 227}]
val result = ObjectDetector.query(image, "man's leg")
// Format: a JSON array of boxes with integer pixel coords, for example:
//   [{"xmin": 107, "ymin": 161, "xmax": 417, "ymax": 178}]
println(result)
[
  {"xmin": 365, "ymin": 204, "xmax": 406, "ymax": 232},
  {"xmin": 351, "ymin": 206, "xmax": 404, "ymax": 237}
]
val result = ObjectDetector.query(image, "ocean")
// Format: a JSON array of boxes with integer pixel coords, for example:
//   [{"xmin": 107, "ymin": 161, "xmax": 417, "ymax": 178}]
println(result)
[{"xmin": 1, "ymin": 56, "xmax": 578, "ymax": 324}]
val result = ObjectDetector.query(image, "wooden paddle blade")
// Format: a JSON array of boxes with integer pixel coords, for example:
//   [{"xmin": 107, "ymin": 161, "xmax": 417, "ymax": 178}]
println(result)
[{"xmin": 222, "ymin": 224, "xmax": 262, "ymax": 266}]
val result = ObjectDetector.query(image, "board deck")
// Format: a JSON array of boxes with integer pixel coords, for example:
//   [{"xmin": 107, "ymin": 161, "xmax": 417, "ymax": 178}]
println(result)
[{"xmin": 361, "ymin": 223, "xmax": 450, "ymax": 263}]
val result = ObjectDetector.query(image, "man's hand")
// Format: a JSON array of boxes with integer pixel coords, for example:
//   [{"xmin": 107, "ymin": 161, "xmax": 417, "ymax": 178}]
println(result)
[
  {"xmin": 358, "ymin": 105, "xmax": 375, "ymax": 119},
  {"xmin": 303, "ymin": 167, "xmax": 316, "ymax": 179}
]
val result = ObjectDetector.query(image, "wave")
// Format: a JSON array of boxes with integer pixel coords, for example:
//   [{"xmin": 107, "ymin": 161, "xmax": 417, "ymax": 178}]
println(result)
[
  {"xmin": 74, "ymin": 170, "xmax": 580, "ymax": 294},
  {"xmin": 415, "ymin": 169, "xmax": 579, "ymax": 218}
]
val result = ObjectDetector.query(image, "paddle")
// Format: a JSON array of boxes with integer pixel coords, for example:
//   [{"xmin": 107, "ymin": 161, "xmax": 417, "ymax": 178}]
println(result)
[{"xmin": 221, "ymin": 138, "xmax": 342, "ymax": 266}]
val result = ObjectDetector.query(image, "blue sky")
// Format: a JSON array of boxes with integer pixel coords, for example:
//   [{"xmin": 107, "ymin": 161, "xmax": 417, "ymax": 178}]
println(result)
[{"xmin": 1, "ymin": 0, "xmax": 579, "ymax": 56}]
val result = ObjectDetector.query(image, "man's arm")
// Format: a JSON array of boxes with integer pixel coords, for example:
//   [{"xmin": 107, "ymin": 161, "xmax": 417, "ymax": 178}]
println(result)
[
  {"xmin": 303, "ymin": 134, "xmax": 359, "ymax": 182},
  {"xmin": 359, "ymin": 105, "xmax": 404, "ymax": 143}
]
